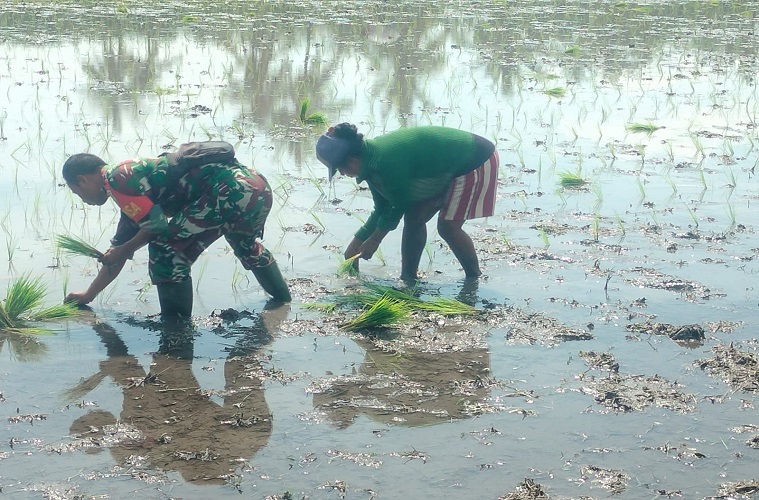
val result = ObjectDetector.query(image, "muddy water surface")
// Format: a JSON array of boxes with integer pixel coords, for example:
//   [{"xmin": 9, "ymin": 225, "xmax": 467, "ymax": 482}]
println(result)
[{"xmin": 1, "ymin": 1, "xmax": 759, "ymax": 498}]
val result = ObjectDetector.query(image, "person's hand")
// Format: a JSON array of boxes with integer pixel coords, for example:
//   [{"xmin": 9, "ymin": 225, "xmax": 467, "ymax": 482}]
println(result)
[
  {"xmin": 65, "ymin": 291, "xmax": 94, "ymax": 305},
  {"xmin": 359, "ymin": 238, "xmax": 380, "ymax": 259},
  {"xmin": 99, "ymin": 245, "xmax": 131, "ymax": 268},
  {"xmin": 344, "ymin": 238, "xmax": 364, "ymax": 271}
]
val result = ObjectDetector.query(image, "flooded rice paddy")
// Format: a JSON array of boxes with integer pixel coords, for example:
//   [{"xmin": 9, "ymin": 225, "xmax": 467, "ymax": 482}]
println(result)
[{"xmin": 1, "ymin": 0, "xmax": 759, "ymax": 498}]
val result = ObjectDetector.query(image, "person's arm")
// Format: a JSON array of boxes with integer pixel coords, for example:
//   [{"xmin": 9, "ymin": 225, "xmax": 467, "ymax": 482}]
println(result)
[
  {"xmin": 100, "ymin": 227, "xmax": 155, "ymax": 267},
  {"xmin": 358, "ymin": 228, "xmax": 389, "ymax": 259},
  {"xmin": 65, "ymin": 257, "xmax": 127, "ymax": 305}
]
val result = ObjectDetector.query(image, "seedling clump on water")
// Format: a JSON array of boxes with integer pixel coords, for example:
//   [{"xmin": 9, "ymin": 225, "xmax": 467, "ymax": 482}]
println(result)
[
  {"xmin": 626, "ymin": 122, "xmax": 661, "ymax": 134},
  {"xmin": 307, "ymin": 282, "xmax": 478, "ymax": 330},
  {"xmin": 0, "ymin": 275, "xmax": 80, "ymax": 333},
  {"xmin": 558, "ymin": 170, "xmax": 587, "ymax": 188}
]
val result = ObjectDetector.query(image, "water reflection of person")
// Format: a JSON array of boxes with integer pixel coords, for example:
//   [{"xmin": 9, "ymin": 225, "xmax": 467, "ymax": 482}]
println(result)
[
  {"xmin": 312, "ymin": 336, "xmax": 492, "ymax": 428},
  {"xmin": 69, "ymin": 306, "xmax": 288, "ymax": 484},
  {"xmin": 315, "ymin": 123, "xmax": 499, "ymax": 284}
]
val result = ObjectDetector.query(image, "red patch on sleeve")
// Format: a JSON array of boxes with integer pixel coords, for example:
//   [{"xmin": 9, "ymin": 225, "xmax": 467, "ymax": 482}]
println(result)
[{"xmin": 103, "ymin": 176, "xmax": 154, "ymax": 222}]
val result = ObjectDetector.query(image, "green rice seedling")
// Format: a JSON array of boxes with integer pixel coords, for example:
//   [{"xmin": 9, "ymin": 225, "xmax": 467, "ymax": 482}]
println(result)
[
  {"xmin": 415, "ymin": 297, "xmax": 477, "ymax": 315},
  {"xmin": 3, "ymin": 275, "xmax": 47, "ymax": 322},
  {"xmin": 309, "ymin": 210, "xmax": 326, "ymax": 232},
  {"xmin": 0, "ymin": 275, "xmax": 80, "ymax": 332},
  {"xmin": 558, "ymin": 170, "xmax": 587, "ymax": 188},
  {"xmin": 56, "ymin": 234, "xmax": 104, "ymax": 260},
  {"xmin": 614, "ymin": 212, "xmax": 626, "ymax": 236},
  {"xmin": 544, "ymin": 87, "xmax": 566, "ymax": 98},
  {"xmin": 686, "ymin": 205, "xmax": 699, "ymax": 228},
  {"xmin": 337, "ymin": 254, "xmax": 361, "ymax": 277},
  {"xmin": 363, "ymin": 283, "xmax": 422, "ymax": 304},
  {"xmin": 727, "ymin": 202, "xmax": 737, "ymax": 226},
  {"xmin": 303, "ymin": 302, "xmax": 339, "ymax": 312},
  {"xmin": 592, "ymin": 213, "xmax": 601, "ymax": 242},
  {"xmin": 626, "ymin": 122, "xmax": 660, "ymax": 134},
  {"xmin": 538, "ymin": 228, "xmax": 551, "ymax": 248},
  {"xmin": 565, "ymin": 46, "xmax": 580, "ymax": 56},
  {"xmin": 30, "ymin": 303, "xmax": 81, "ymax": 322},
  {"xmin": 636, "ymin": 176, "xmax": 647, "ymax": 200},
  {"xmin": 299, "ymin": 97, "xmax": 329, "ymax": 126},
  {"xmin": 341, "ymin": 295, "xmax": 410, "ymax": 331}
]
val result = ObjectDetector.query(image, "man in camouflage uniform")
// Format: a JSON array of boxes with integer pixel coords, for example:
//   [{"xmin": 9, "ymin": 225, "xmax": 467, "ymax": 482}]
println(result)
[{"xmin": 62, "ymin": 149, "xmax": 291, "ymax": 317}]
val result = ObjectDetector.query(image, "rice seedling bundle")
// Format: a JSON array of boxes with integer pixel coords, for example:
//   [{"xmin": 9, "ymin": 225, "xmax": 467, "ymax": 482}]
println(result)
[
  {"xmin": 415, "ymin": 297, "xmax": 478, "ymax": 315},
  {"xmin": 341, "ymin": 294, "xmax": 411, "ymax": 331},
  {"xmin": 558, "ymin": 171, "xmax": 587, "ymax": 188},
  {"xmin": 0, "ymin": 275, "xmax": 80, "ymax": 332},
  {"xmin": 337, "ymin": 253, "xmax": 361, "ymax": 277},
  {"xmin": 625, "ymin": 122, "xmax": 660, "ymax": 134},
  {"xmin": 56, "ymin": 234, "xmax": 104, "ymax": 259}
]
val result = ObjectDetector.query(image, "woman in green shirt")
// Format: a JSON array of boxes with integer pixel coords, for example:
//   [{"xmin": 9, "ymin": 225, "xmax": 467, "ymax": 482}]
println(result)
[{"xmin": 316, "ymin": 123, "xmax": 499, "ymax": 283}]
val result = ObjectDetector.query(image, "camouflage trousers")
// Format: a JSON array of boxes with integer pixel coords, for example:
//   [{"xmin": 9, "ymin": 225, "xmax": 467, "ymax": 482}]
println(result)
[{"xmin": 149, "ymin": 166, "xmax": 275, "ymax": 284}]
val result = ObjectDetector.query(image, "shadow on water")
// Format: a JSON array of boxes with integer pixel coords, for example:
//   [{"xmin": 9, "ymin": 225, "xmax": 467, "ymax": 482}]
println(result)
[{"xmin": 62, "ymin": 305, "xmax": 289, "ymax": 485}]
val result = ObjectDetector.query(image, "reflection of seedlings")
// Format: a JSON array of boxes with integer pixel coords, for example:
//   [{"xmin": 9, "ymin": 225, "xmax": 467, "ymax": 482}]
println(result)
[
  {"xmin": 698, "ymin": 164, "xmax": 708, "ymax": 190},
  {"xmin": 625, "ymin": 122, "xmax": 660, "ymax": 134},
  {"xmin": 607, "ymin": 142, "xmax": 616, "ymax": 160},
  {"xmin": 614, "ymin": 212, "xmax": 626, "ymax": 236},
  {"xmin": 727, "ymin": 202, "xmax": 737, "ymax": 226},
  {"xmin": 724, "ymin": 167, "xmax": 737, "ymax": 189},
  {"xmin": 691, "ymin": 134, "xmax": 705, "ymax": 159},
  {"xmin": 685, "ymin": 205, "xmax": 699, "ymax": 228}
]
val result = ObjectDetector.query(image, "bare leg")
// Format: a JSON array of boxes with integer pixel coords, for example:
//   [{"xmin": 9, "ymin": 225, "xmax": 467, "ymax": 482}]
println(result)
[
  {"xmin": 438, "ymin": 219, "xmax": 481, "ymax": 277},
  {"xmin": 401, "ymin": 199, "xmax": 440, "ymax": 283},
  {"xmin": 401, "ymin": 221, "xmax": 427, "ymax": 283}
]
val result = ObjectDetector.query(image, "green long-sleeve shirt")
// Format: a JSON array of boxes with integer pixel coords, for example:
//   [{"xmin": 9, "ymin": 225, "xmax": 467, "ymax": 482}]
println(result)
[{"xmin": 354, "ymin": 126, "xmax": 494, "ymax": 240}]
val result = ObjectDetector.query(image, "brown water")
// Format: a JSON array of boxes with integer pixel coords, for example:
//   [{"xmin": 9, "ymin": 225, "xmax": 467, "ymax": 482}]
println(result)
[{"xmin": 1, "ymin": 1, "xmax": 758, "ymax": 498}]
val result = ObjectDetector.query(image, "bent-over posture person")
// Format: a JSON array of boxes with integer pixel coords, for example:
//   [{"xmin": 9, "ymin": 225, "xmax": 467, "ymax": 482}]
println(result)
[
  {"xmin": 316, "ymin": 123, "xmax": 499, "ymax": 282},
  {"xmin": 62, "ymin": 149, "xmax": 291, "ymax": 316}
]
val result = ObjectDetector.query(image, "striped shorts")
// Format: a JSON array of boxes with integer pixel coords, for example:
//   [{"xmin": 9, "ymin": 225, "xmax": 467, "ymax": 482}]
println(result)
[{"xmin": 439, "ymin": 150, "xmax": 499, "ymax": 221}]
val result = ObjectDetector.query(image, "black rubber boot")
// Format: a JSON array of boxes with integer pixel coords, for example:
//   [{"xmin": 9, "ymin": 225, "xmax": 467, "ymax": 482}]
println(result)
[
  {"xmin": 156, "ymin": 279, "xmax": 194, "ymax": 318},
  {"xmin": 252, "ymin": 261, "xmax": 291, "ymax": 303}
]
